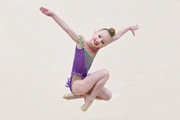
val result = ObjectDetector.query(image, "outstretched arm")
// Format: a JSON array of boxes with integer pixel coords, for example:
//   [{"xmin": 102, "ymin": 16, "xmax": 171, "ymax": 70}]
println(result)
[
  {"xmin": 39, "ymin": 7, "xmax": 80, "ymax": 44},
  {"xmin": 112, "ymin": 25, "xmax": 139, "ymax": 42}
]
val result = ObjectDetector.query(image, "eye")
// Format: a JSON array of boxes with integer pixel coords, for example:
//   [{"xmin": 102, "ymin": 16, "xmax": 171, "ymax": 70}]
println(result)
[
  {"xmin": 101, "ymin": 40, "xmax": 105, "ymax": 44},
  {"xmin": 98, "ymin": 34, "xmax": 101, "ymax": 38}
]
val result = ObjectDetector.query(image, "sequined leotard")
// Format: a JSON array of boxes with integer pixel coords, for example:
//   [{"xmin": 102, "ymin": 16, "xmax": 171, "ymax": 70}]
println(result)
[{"xmin": 66, "ymin": 35, "xmax": 99, "ymax": 92}]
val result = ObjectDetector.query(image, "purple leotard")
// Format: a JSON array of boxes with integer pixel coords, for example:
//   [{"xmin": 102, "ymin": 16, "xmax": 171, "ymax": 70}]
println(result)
[{"xmin": 66, "ymin": 35, "xmax": 99, "ymax": 92}]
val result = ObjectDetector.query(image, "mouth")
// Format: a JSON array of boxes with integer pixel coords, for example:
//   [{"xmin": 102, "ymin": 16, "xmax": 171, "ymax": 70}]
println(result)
[{"xmin": 94, "ymin": 39, "xmax": 98, "ymax": 45}]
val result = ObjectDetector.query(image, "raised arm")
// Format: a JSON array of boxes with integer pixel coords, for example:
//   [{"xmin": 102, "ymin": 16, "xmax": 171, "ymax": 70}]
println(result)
[
  {"xmin": 39, "ymin": 7, "xmax": 80, "ymax": 44},
  {"xmin": 112, "ymin": 25, "xmax": 139, "ymax": 42}
]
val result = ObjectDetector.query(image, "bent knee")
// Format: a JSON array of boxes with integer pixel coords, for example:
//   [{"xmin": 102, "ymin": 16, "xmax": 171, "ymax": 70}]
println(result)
[{"xmin": 101, "ymin": 69, "xmax": 110, "ymax": 79}]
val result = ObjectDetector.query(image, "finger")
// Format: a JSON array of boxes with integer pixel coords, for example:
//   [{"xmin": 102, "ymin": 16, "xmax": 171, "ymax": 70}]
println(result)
[
  {"xmin": 40, "ymin": 7, "xmax": 45, "ymax": 12},
  {"xmin": 40, "ymin": 7, "xmax": 45, "ymax": 10},
  {"xmin": 135, "ymin": 25, "xmax": 139, "ymax": 30},
  {"xmin": 42, "ymin": 7, "xmax": 49, "ymax": 12},
  {"xmin": 40, "ymin": 7, "xmax": 47, "ymax": 12},
  {"xmin": 132, "ymin": 30, "xmax": 135, "ymax": 36},
  {"xmin": 40, "ymin": 7, "xmax": 45, "ymax": 11},
  {"xmin": 39, "ymin": 7, "xmax": 43, "ymax": 12}
]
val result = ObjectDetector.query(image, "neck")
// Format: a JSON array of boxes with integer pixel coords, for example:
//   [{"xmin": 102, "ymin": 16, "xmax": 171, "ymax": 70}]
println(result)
[{"xmin": 86, "ymin": 39, "xmax": 99, "ymax": 52}]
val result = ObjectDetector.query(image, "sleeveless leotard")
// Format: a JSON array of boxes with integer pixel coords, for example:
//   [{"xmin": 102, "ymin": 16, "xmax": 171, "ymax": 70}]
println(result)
[{"xmin": 66, "ymin": 35, "xmax": 99, "ymax": 92}]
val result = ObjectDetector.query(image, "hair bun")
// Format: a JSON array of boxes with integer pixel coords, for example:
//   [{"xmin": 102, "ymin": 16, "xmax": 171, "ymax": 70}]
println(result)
[{"xmin": 108, "ymin": 28, "xmax": 115, "ymax": 37}]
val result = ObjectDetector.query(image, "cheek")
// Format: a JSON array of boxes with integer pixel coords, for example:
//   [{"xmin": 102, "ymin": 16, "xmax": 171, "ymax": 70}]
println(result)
[
  {"xmin": 99, "ymin": 45, "xmax": 104, "ymax": 48},
  {"xmin": 101, "ymin": 44, "xmax": 107, "ymax": 48}
]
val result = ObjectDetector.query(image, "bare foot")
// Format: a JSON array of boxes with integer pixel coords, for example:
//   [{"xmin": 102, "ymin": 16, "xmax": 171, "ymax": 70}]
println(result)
[
  {"xmin": 63, "ymin": 93, "xmax": 84, "ymax": 100},
  {"xmin": 63, "ymin": 93, "xmax": 74, "ymax": 100},
  {"xmin": 81, "ymin": 95, "xmax": 94, "ymax": 111}
]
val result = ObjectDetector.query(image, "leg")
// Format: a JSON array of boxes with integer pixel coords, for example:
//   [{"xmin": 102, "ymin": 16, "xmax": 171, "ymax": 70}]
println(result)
[
  {"xmin": 96, "ymin": 87, "xmax": 112, "ymax": 101},
  {"xmin": 63, "ymin": 93, "xmax": 84, "ymax": 100},
  {"xmin": 72, "ymin": 69, "xmax": 109, "ymax": 95},
  {"xmin": 63, "ymin": 74, "xmax": 85, "ymax": 100},
  {"xmin": 72, "ymin": 69, "xmax": 109, "ymax": 111},
  {"xmin": 81, "ymin": 79, "xmax": 111, "ymax": 111},
  {"xmin": 63, "ymin": 87, "xmax": 112, "ymax": 100}
]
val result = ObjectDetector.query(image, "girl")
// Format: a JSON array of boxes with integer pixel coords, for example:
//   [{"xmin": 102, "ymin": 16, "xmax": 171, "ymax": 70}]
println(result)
[{"xmin": 39, "ymin": 7, "xmax": 139, "ymax": 111}]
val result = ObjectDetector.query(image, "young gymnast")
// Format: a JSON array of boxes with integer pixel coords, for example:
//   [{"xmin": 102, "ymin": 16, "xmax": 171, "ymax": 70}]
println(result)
[{"xmin": 40, "ymin": 7, "xmax": 139, "ymax": 111}]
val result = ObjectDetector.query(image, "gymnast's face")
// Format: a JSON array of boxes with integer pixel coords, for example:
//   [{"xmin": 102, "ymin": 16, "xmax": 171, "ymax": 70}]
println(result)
[{"xmin": 90, "ymin": 30, "xmax": 112, "ymax": 49}]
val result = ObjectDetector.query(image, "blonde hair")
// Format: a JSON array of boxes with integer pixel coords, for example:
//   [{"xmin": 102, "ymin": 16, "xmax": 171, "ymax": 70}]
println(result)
[{"xmin": 99, "ymin": 28, "xmax": 116, "ymax": 37}]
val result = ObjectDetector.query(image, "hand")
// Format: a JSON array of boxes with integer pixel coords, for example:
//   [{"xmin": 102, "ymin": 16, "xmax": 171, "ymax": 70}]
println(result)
[
  {"xmin": 39, "ymin": 7, "xmax": 54, "ymax": 17},
  {"xmin": 130, "ymin": 25, "xmax": 139, "ymax": 36}
]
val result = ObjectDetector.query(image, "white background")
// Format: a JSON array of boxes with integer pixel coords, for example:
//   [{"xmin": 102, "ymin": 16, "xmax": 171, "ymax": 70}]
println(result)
[{"xmin": 0, "ymin": 0, "xmax": 180, "ymax": 120}]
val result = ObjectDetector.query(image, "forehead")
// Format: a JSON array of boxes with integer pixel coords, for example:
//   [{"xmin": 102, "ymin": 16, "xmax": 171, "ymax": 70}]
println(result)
[
  {"xmin": 98, "ymin": 30, "xmax": 109, "ymax": 35},
  {"xmin": 98, "ymin": 30, "xmax": 111, "ymax": 41}
]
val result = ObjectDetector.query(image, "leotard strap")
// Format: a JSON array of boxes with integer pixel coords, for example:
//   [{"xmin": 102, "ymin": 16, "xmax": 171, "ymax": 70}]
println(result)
[{"xmin": 78, "ymin": 35, "xmax": 99, "ymax": 57}]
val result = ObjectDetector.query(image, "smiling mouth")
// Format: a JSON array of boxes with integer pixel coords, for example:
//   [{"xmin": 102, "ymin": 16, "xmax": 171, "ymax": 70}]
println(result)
[{"xmin": 94, "ymin": 39, "xmax": 98, "ymax": 45}]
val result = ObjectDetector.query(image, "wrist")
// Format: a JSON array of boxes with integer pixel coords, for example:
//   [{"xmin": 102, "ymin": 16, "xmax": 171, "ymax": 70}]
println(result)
[
  {"xmin": 51, "ymin": 13, "xmax": 56, "ymax": 17},
  {"xmin": 129, "ymin": 26, "xmax": 134, "ymax": 31}
]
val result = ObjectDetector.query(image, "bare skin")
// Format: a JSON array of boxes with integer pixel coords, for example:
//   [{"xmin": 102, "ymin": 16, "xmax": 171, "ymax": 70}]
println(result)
[{"xmin": 40, "ymin": 7, "xmax": 139, "ymax": 111}]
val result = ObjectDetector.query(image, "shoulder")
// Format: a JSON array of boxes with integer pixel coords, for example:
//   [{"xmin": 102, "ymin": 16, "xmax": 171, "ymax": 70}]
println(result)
[{"xmin": 76, "ymin": 35, "xmax": 84, "ymax": 49}]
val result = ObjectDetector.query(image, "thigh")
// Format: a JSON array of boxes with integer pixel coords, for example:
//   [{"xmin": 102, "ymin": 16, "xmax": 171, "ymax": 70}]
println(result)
[{"xmin": 72, "ymin": 69, "xmax": 109, "ymax": 95}]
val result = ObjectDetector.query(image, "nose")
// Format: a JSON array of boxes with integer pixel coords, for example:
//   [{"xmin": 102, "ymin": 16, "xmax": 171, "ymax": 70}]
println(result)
[{"xmin": 97, "ymin": 38, "xmax": 102, "ymax": 43}]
